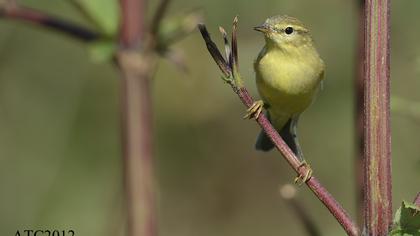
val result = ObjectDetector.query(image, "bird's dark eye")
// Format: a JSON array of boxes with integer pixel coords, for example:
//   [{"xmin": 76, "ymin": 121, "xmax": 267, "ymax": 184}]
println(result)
[{"xmin": 285, "ymin": 27, "xmax": 294, "ymax": 35}]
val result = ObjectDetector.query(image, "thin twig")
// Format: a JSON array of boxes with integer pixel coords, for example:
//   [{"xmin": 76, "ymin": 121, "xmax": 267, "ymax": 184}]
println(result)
[
  {"xmin": 198, "ymin": 24, "xmax": 231, "ymax": 77},
  {"xmin": 363, "ymin": 1, "xmax": 392, "ymax": 235},
  {"xmin": 198, "ymin": 19, "xmax": 359, "ymax": 236},
  {"xmin": 218, "ymin": 26, "xmax": 231, "ymax": 69},
  {"xmin": 150, "ymin": 0, "xmax": 171, "ymax": 35},
  {"xmin": 231, "ymin": 16, "xmax": 238, "ymax": 70},
  {"xmin": 280, "ymin": 184, "xmax": 321, "ymax": 236},
  {"xmin": 0, "ymin": 5, "xmax": 101, "ymax": 41}
]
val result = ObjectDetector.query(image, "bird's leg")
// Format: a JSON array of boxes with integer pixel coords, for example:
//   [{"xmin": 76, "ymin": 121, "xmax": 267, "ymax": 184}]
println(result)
[
  {"xmin": 243, "ymin": 100, "xmax": 264, "ymax": 119},
  {"xmin": 294, "ymin": 160, "xmax": 313, "ymax": 186}
]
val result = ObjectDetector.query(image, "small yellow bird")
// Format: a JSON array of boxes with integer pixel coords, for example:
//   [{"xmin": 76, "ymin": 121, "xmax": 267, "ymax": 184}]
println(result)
[{"xmin": 246, "ymin": 15, "xmax": 325, "ymax": 162}]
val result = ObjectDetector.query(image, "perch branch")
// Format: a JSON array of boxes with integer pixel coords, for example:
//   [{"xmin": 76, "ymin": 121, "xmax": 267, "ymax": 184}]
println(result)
[
  {"xmin": 0, "ymin": 3, "xmax": 101, "ymax": 41},
  {"xmin": 198, "ymin": 18, "xmax": 359, "ymax": 236}
]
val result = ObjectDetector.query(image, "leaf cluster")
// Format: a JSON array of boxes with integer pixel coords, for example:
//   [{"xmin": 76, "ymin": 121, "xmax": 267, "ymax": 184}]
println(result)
[{"xmin": 390, "ymin": 201, "xmax": 420, "ymax": 236}]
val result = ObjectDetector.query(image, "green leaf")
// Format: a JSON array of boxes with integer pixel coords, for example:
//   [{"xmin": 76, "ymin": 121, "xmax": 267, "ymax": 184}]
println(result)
[
  {"xmin": 390, "ymin": 201, "xmax": 420, "ymax": 236},
  {"xmin": 71, "ymin": 0, "xmax": 120, "ymax": 36},
  {"xmin": 88, "ymin": 41, "xmax": 117, "ymax": 63}
]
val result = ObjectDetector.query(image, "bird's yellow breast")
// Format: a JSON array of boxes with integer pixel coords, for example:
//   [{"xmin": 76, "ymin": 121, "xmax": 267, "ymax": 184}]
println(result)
[{"xmin": 254, "ymin": 44, "xmax": 324, "ymax": 129}]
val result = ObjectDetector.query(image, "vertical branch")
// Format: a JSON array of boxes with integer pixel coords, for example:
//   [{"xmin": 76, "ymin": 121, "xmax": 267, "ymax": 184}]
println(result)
[
  {"xmin": 120, "ymin": 0, "xmax": 145, "ymax": 48},
  {"xmin": 119, "ymin": 61, "xmax": 157, "ymax": 236},
  {"xmin": 118, "ymin": 0, "xmax": 157, "ymax": 236},
  {"xmin": 354, "ymin": 0, "xmax": 365, "ymax": 226},
  {"xmin": 363, "ymin": 0, "xmax": 392, "ymax": 235}
]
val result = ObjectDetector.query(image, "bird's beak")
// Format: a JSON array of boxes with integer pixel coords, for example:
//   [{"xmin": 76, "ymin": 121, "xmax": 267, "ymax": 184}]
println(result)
[{"xmin": 254, "ymin": 23, "xmax": 270, "ymax": 33}]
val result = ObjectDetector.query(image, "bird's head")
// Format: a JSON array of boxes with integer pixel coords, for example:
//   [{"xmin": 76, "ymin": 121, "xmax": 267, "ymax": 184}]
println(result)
[{"xmin": 254, "ymin": 15, "xmax": 313, "ymax": 49}]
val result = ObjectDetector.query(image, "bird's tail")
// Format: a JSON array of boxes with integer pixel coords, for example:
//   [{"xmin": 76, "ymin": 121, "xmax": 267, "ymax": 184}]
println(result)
[
  {"xmin": 255, "ymin": 112, "xmax": 274, "ymax": 151},
  {"xmin": 255, "ymin": 117, "xmax": 304, "ymax": 161},
  {"xmin": 255, "ymin": 129, "xmax": 275, "ymax": 151}
]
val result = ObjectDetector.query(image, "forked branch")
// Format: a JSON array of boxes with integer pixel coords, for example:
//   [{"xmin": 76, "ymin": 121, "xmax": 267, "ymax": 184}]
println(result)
[{"xmin": 198, "ymin": 17, "xmax": 359, "ymax": 236}]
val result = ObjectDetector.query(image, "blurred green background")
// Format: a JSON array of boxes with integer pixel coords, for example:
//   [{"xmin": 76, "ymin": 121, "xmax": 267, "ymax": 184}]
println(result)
[{"xmin": 1, "ymin": 1, "xmax": 419, "ymax": 235}]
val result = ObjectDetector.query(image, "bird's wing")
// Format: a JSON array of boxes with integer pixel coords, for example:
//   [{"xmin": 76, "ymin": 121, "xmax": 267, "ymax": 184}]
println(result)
[
  {"xmin": 280, "ymin": 116, "xmax": 305, "ymax": 161},
  {"xmin": 254, "ymin": 46, "xmax": 267, "ymax": 72}
]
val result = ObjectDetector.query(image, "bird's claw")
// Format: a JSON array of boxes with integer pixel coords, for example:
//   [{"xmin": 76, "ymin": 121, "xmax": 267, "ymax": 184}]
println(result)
[
  {"xmin": 243, "ymin": 100, "xmax": 264, "ymax": 119},
  {"xmin": 294, "ymin": 161, "xmax": 313, "ymax": 186}
]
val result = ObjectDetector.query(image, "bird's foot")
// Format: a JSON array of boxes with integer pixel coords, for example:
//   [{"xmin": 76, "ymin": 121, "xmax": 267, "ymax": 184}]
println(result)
[
  {"xmin": 294, "ymin": 161, "xmax": 313, "ymax": 186},
  {"xmin": 243, "ymin": 100, "xmax": 264, "ymax": 119}
]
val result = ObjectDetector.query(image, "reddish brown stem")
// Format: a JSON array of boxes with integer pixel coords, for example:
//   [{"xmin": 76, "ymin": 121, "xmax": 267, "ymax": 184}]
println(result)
[
  {"xmin": 363, "ymin": 0, "xmax": 392, "ymax": 235},
  {"xmin": 119, "ymin": 60, "xmax": 157, "ymax": 236},
  {"xmin": 119, "ymin": 0, "xmax": 145, "ymax": 48},
  {"xmin": 0, "ymin": 5, "xmax": 100, "ymax": 41},
  {"xmin": 118, "ymin": 0, "xmax": 158, "ymax": 236}
]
